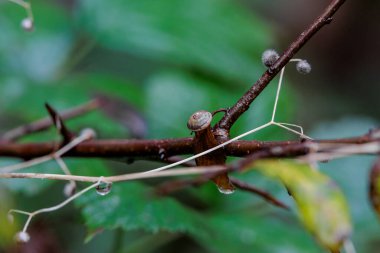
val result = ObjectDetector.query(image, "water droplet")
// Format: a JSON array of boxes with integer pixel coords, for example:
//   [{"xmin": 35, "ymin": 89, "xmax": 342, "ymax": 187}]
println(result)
[
  {"xmin": 96, "ymin": 181, "xmax": 112, "ymax": 196},
  {"xmin": 15, "ymin": 231, "xmax": 30, "ymax": 243},
  {"xmin": 217, "ymin": 185, "xmax": 235, "ymax": 195},
  {"xmin": 63, "ymin": 182, "xmax": 76, "ymax": 197},
  {"xmin": 21, "ymin": 18, "xmax": 33, "ymax": 32},
  {"xmin": 158, "ymin": 148, "xmax": 166, "ymax": 160}
]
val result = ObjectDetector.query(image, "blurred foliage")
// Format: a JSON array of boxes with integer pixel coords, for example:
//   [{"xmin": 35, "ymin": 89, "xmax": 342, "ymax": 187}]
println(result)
[
  {"xmin": 0, "ymin": 0, "xmax": 379, "ymax": 253},
  {"xmin": 253, "ymin": 160, "xmax": 351, "ymax": 251}
]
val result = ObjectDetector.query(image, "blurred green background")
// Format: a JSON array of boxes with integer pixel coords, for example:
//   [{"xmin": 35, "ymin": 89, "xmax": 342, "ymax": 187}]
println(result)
[{"xmin": 0, "ymin": 0, "xmax": 379, "ymax": 252}]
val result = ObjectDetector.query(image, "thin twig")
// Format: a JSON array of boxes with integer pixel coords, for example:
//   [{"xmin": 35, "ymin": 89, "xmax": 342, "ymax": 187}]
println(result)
[
  {"xmin": 0, "ymin": 131, "xmax": 378, "ymax": 160},
  {"xmin": 1, "ymin": 99, "xmax": 99, "ymax": 142},
  {"xmin": 45, "ymin": 103, "xmax": 75, "ymax": 143},
  {"xmin": 230, "ymin": 178, "xmax": 289, "ymax": 210}
]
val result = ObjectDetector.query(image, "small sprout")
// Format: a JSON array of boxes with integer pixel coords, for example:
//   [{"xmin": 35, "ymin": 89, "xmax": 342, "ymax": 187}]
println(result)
[
  {"xmin": 296, "ymin": 60, "xmax": 312, "ymax": 74},
  {"xmin": 21, "ymin": 18, "xmax": 34, "ymax": 32},
  {"xmin": 15, "ymin": 231, "xmax": 30, "ymax": 243},
  {"xmin": 262, "ymin": 49, "xmax": 279, "ymax": 67}
]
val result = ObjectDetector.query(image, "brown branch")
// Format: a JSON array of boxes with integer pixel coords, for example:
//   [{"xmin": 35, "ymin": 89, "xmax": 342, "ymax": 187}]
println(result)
[
  {"xmin": 45, "ymin": 103, "xmax": 75, "ymax": 143},
  {"xmin": 0, "ymin": 129, "xmax": 378, "ymax": 160},
  {"xmin": 215, "ymin": 0, "xmax": 346, "ymax": 133},
  {"xmin": 0, "ymin": 138, "xmax": 194, "ymax": 159},
  {"xmin": 1, "ymin": 99, "xmax": 99, "ymax": 142},
  {"xmin": 230, "ymin": 178, "xmax": 289, "ymax": 210},
  {"xmin": 369, "ymin": 157, "xmax": 380, "ymax": 216}
]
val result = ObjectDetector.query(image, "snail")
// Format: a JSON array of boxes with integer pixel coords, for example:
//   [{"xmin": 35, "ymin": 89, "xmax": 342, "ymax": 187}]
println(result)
[
  {"xmin": 186, "ymin": 110, "xmax": 235, "ymax": 194},
  {"xmin": 187, "ymin": 110, "xmax": 212, "ymax": 132}
]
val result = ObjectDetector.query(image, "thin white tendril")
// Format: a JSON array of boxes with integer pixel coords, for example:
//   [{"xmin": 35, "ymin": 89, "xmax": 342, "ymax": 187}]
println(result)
[
  {"xmin": 271, "ymin": 65, "xmax": 286, "ymax": 121},
  {"xmin": 1, "ymin": 166, "xmax": 225, "ymax": 183},
  {"xmin": 274, "ymin": 122, "xmax": 304, "ymax": 135},
  {"xmin": 0, "ymin": 130, "xmax": 93, "ymax": 173},
  {"xmin": 299, "ymin": 141, "xmax": 380, "ymax": 162},
  {"xmin": 343, "ymin": 240, "xmax": 357, "ymax": 253},
  {"xmin": 7, "ymin": 0, "xmax": 34, "ymax": 21},
  {"xmin": 270, "ymin": 58, "xmax": 312, "ymax": 139},
  {"xmin": 8, "ymin": 178, "xmax": 102, "ymax": 233},
  {"xmin": 55, "ymin": 156, "xmax": 77, "ymax": 194}
]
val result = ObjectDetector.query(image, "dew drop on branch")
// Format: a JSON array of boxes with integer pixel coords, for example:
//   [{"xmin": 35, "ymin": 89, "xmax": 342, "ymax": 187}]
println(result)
[
  {"xmin": 158, "ymin": 148, "xmax": 166, "ymax": 160},
  {"xmin": 96, "ymin": 181, "xmax": 112, "ymax": 196},
  {"xmin": 217, "ymin": 186, "xmax": 235, "ymax": 195}
]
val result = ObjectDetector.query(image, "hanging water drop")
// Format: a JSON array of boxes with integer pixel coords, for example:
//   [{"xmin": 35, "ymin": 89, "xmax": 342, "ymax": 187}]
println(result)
[
  {"xmin": 217, "ymin": 185, "xmax": 235, "ymax": 195},
  {"xmin": 14, "ymin": 231, "xmax": 30, "ymax": 243},
  {"xmin": 96, "ymin": 180, "xmax": 112, "ymax": 196},
  {"xmin": 158, "ymin": 148, "xmax": 166, "ymax": 160},
  {"xmin": 21, "ymin": 18, "xmax": 34, "ymax": 32}
]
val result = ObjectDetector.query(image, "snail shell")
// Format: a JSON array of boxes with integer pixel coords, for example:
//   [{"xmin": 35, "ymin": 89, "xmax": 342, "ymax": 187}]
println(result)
[{"xmin": 187, "ymin": 110, "xmax": 212, "ymax": 132}]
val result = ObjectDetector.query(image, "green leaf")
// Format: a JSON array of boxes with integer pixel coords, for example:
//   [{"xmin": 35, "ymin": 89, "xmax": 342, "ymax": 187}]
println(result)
[
  {"xmin": 252, "ymin": 159, "xmax": 352, "ymax": 252},
  {"xmin": 0, "ymin": 187, "xmax": 19, "ymax": 249},
  {"xmin": 0, "ymin": 74, "xmax": 143, "ymax": 139},
  {"xmin": 77, "ymin": 182, "xmax": 207, "ymax": 237},
  {"xmin": 369, "ymin": 158, "xmax": 380, "ymax": 218},
  {"xmin": 76, "ymin": 0, "xmax": 272, "ymax": 83},
  {"xmin": 145, "ymin": 71, "xmax": 295, "ymax": 139},
  {"xmin": 312, "ymin": 117, "xmax": 380, "ymax": 251},
  {"xmin": 194, "ymin": 212, "xmax": 324, "ymax": 253},
  {"xmin": 0, "ymin": 159, "xmax": 61, "ymax": 196},
  {"xmin": 0, "ymin": 1, "xmax": 73, "ymax": 82},
  {"xmin": 145, "ymin": 71, "xmax": 241, "ymax": 138}
]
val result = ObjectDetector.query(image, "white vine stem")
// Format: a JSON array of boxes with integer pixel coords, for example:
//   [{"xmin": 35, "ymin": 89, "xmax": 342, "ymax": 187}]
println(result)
[
  {"xmin": 8, "ymin": 179, "xmax": 101, "ymax": 233},
  {"xmin": 7, "ymin": 0, "xmax": 33, "ymax": 21}
]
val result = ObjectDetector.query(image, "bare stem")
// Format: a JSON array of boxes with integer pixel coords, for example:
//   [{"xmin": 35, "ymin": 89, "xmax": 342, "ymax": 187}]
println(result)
[
  {"xmin": 216, "ymin": 0, "xmax": 346, "ymax": 132},
  {"xmin": 1, "ymin": 100, "xmax": 99, "ymax": 142}
]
